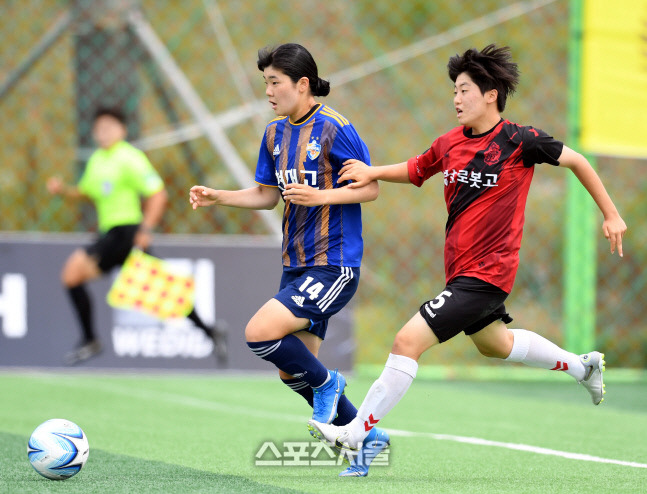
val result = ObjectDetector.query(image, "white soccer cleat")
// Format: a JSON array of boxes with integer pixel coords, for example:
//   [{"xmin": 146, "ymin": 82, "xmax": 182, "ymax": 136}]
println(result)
[
  {"xmin": 307, "ymin": 419, "xmax": 362, "ymax": 452},
  {"xmin": 579, "ymin": 351, "xmax": 606, "ymax": 405}
]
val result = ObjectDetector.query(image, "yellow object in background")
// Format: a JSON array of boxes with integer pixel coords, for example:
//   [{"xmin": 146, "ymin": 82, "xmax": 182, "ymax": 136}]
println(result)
[
  {"xmin": 580, "ymin": 0, "xmax": 647, "ymax": 157},
  {"xmin": 107, "ymin": 250, "xmax": 194, "ymax": 319}
]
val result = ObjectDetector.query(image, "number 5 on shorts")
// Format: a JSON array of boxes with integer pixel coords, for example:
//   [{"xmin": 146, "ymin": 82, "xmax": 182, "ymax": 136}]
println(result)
[
  {"xmin": 423, "ymin": 289, "xmax": 452, "ymax": 319},
  {"xmin": 429, "ymin": 290, "xmax": 452, "ymax": 309}
]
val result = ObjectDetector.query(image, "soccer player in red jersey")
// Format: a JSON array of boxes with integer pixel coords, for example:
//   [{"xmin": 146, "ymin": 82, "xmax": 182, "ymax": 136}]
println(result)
[{"xmin": 308, "ymin": 44, "xmax": 627, "ymax": 455}]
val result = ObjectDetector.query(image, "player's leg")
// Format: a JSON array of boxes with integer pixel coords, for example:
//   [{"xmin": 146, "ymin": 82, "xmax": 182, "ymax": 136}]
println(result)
[
  {"xmin": 280, "ymin": 331, "xmax": 390, "ymax": 477},
  {"xmin": 61, "ymin": 248, "xmax": 102, "ymax": 364},
  {"xmin": 318, "ymin": 313, "xmax": 433, "ymax": 475},
  {"xmin": 309, "ymin": 311, "xmax": 434, "ymax": 451},
  {"xmin": 186, "ymin": 309, "xmax": 228, "ymax": 360},
  {"xmin": 470, "ymin": 321, "xmax": 606, "ymax": 404},
  {"xmin": 279, "ymin": 331, "xmax": 357, "ymax": 426},
  {"xmin": 63, "ymin": 225, "xmax": 137, "ymax": 364},
  {"xmin": 279, "ymin": 331, "xmax": 322, "ymax": 405},
  {"xmin": 246, "ymin": 298, "xmax": 345, "ymax": 423},
  {"xmin": 347, "ymin": 311, "xmax": 438, "ymax": 436},
  {"xmin": 308, "ymin": 277, "xmax": 505, "ymax": 451},
  {"xmin": 247, "ymin": 266, "xmax": 359, "ymax": 423}
]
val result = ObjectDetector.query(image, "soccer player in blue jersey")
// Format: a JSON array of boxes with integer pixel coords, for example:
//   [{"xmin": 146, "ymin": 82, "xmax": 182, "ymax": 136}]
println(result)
[{"xmin": 190, "ymin": 43, "xmax": 389, "ymax": 476}]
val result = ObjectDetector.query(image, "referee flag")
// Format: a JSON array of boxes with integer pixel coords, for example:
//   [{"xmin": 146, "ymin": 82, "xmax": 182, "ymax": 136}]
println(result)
[{"xmin": 107, "ymin": 249, "xmax": 195, "ymax": 319}]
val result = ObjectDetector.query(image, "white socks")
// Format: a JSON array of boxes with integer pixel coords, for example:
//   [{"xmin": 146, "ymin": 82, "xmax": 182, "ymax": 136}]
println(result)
[
  {"xmin": 347, "ymin": 353, "xmax": 418, "ymax": 441},
  {"xmin": 505, "ymin": 328, "xmax": 586, "ymax": 381},
  {"xmin": 342, "ymin": 330, "xmax": 586, "ymax": 443}
]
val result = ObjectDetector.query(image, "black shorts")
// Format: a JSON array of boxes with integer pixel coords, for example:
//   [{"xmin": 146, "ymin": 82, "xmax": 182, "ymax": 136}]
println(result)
[
  {"xmin": 85, "ymin": 224, "xmax": 140, "ymax": 273},
  {"xmin": 419, "ymin": 276, "xmax": 513, "ymax": 343}
]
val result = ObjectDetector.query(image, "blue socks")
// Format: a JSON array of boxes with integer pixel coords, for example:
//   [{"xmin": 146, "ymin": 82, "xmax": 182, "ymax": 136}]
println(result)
[
  {"xmin": 282, "ymin": 377, "xmax": 357, "ymax": 426},
  {"xmin": 249, "ymin": 334, "xmax": 358, "ymax": 424},
  {"xmin": 247, "ymin": 334, "xmax": 328, "ymax": 388}
]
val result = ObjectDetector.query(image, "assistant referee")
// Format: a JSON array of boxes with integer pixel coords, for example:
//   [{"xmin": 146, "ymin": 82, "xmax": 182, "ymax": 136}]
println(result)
[{"xmin": 47, "ymin": 107, "xmax": 225, "ymax": 364}]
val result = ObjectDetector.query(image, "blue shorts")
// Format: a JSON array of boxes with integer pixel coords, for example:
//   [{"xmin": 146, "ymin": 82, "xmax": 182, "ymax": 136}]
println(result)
[{"xmin": 274, "ymin": 265, "xmax": 360, "ymax": 340}]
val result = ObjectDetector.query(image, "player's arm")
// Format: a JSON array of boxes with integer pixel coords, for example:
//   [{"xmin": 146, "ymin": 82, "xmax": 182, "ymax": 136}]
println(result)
[
  {"xmin": 140, "ymin": 189, "xmax": 167, "ymax": 231},
  {"xmin": 338, "ymin": 160, "xmax": 410, "ymax": 188},
  {"xmin": 46, "ymin": 176, "xmax": 87, "ymax": 200},
  {"xmin": 190, "ymin": 184, "xmax": 281, "ymax": 210},
  {"xmin": 558, "ymin": 145, "xmax": 627, "ymax": 256},
  {"xmin": 134, "ymin": 188, "xmax": 168, "ymax": 249},
  {"xmin": 134, "ymin": 189, "xmax": 168, "ymax": 249},
  {"xmin": 282, "ymin": 180, "xmax": 379, "ymax": 206}
]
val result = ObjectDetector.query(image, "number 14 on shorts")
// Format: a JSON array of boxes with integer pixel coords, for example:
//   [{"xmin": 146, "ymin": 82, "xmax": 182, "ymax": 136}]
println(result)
[{"xmin": 299, "ymin": 276, "xmax": 324, "ymax": 300}]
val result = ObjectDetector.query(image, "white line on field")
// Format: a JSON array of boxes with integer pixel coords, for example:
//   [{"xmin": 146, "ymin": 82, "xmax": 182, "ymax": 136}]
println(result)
[
  {"xmin": 386, "ymin": 429, "xmax": 647, "ymax": 469},
  {"xmin": 53, "ymin": 378, "xmax": 647, "ymax": 469}
]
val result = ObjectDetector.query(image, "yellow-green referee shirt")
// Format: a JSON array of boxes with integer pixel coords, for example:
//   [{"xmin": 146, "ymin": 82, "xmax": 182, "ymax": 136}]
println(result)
[{"xmin": 77, "ymin": 141, "xmax": 164, "ymax": 233}]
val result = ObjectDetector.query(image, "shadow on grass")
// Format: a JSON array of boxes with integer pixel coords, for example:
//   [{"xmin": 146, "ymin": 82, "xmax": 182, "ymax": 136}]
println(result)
[{"xmin": 1, "ymin": 432, "xmax": 307, "ymax": 494}]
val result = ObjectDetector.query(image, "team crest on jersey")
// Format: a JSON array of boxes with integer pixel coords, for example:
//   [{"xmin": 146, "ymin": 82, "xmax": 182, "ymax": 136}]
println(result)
[
  {"xmin": 306, "ymin": 138, "xmax": 321, "ymax": 160},
  {"xmin": 273, "ymin": 144, "xmax": 281, "ymax": 157},
  {"xmin": 484, "ymin": 141, "xmax": 501, "ymax": 166}
]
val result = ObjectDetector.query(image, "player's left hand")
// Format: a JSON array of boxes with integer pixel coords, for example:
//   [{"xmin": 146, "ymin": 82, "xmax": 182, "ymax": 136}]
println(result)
[
  {"xmin": 603, "ymin": 214, "xmax": 627, "ymax": 257},
  {"xmin": 282, "ymin": 183, "xmax": 324, "ymax": 207}
]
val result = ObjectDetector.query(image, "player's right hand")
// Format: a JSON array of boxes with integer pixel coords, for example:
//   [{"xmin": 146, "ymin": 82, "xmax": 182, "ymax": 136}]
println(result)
[
  {"xmin": 189, "ymin": 185, "xmax": 219, "ymax": 209},
  {"xmin": 602, "ymin": 213, "xmax": 627, "ymax": 257},
  {"xmin": 338, "ymin": 159, "xmax": 372, "ymax": 188}
]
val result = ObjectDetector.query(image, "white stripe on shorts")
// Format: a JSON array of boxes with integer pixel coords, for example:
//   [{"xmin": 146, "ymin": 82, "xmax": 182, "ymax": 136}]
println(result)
[{"xmin": 317, "ymin": 267, "xmax": 353, "ymax": 313}]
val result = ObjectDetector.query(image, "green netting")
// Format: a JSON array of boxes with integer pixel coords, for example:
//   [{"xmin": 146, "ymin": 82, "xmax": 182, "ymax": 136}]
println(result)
[{"xmin": 0, "ymin": 0, "xmax": 643, "ymax": 367}]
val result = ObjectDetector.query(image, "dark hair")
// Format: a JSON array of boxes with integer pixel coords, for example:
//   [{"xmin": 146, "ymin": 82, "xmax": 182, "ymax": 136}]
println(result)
[
  {"xmin": 447, "ymin": 44, "xmax": 519, "ymax": 112},
  {"xmin": 93, "ymin": 107, "xmax": 126, "ymax": 125},
  {"xmin": 257, "ymin": 43, "xmax": 330, "ymax": 97}
]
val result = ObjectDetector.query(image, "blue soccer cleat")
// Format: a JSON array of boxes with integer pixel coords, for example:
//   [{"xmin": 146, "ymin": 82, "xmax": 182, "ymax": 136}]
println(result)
[
  {"xmin": 312, "ymin": 369, "xmax": 346, "ymax": 424},
  {"xmin": 339, "ymin": 427, "xmax": 390, "ymax": 477}
]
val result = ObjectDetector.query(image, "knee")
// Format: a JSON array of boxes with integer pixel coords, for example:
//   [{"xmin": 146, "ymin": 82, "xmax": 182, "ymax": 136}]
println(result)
[
  {"xmin": 60, "ymin": 257, "xmax": 75, "ymax": 286},
  {"xmin": 61, "ymin": 266, "xmax": 79, "ymax": 287},
  {"xmin": 391, "ymin": 330, "xmax": 422, "ymax": 360},
  {"xmin": 245, "ymin": 313, "xmax": 281, "ymax": 343},
  {"xmin": 244, "ymin": 321, "xmax": 265, "ymax": 343},
  {"xmin": 61, "ymin": 250, "xmax": 95, "ymax": 287}
]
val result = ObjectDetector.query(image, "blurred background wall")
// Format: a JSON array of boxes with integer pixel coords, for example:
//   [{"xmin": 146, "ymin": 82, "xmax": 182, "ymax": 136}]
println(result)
[{"xmin": 0, "ymin": 0, "xmax": 644, "ymax": 368}]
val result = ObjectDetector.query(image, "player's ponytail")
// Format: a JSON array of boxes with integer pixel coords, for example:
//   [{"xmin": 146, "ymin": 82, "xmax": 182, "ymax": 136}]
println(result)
[
  {"xmin": 257, "ymin": 43, "xmax": 330, "ymax": 97},
  {"xmin": 312, "ymin": 77, "xmax": 330, "ymax": 97}
]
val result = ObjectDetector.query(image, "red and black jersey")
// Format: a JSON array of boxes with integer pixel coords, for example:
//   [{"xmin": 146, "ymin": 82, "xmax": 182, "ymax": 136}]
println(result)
[{"xmin": 407, "ymin": 119, "xmax": 563, "ymax": 293}]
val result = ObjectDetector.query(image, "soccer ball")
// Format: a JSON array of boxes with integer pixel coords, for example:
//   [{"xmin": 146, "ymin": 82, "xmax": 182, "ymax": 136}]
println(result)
[{"xmin": 27, "ymin": 419, "xmax": 89, "ymax": 480}]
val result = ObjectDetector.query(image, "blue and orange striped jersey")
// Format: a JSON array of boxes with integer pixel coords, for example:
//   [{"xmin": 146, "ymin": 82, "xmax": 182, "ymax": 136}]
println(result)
[{"xmin": 255, "ymin": 104, "xmax": 371, "ymax": 268}]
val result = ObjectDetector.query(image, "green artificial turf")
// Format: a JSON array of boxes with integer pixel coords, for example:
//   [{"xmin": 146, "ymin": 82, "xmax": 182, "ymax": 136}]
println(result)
[{"xmin": 1, "ymin": 372, "xmax": 645, "ymax": 493}]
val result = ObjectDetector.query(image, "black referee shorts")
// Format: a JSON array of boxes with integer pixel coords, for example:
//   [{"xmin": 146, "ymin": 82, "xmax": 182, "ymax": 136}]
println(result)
[
  {"xmin": 419, "ymin": 276, "xmax": 513, "ymax": 343},
  {"xmin": 85, "ymin": 224, "xmax": 139, "ymax": 273}
]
